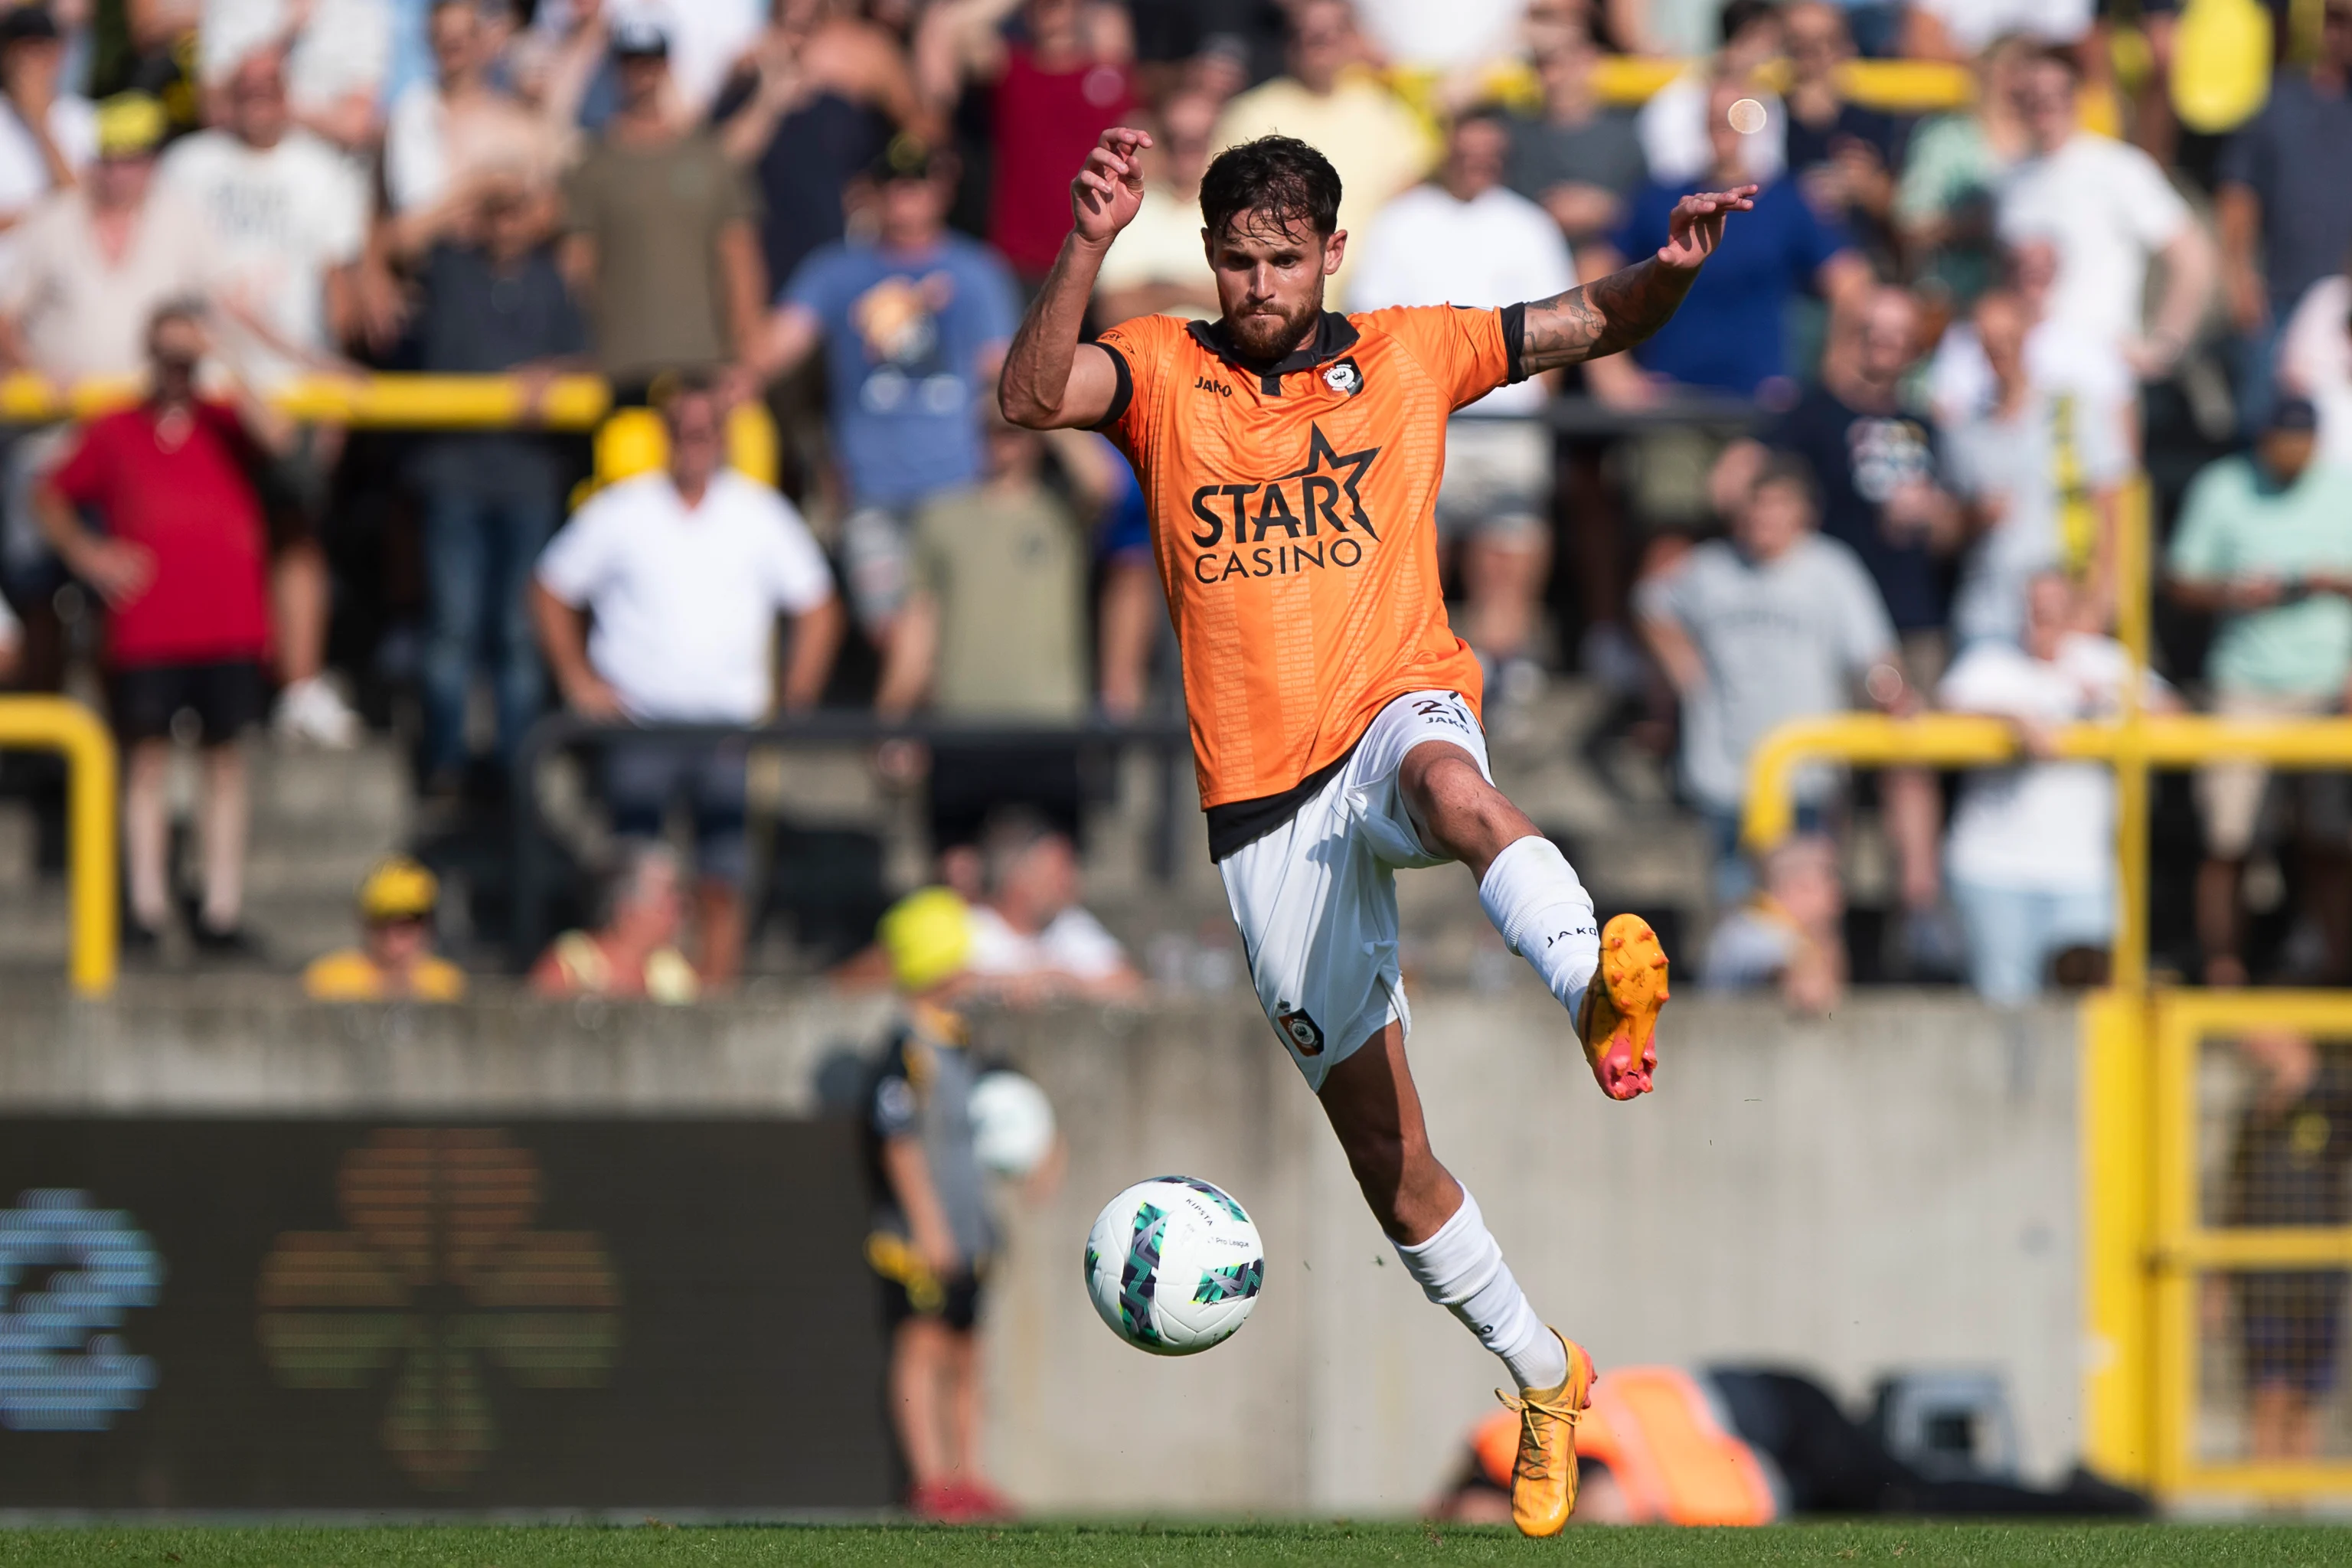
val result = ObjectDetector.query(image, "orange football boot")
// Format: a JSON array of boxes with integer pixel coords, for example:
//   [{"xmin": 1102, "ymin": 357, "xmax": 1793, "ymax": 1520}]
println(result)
[
  {"xmin": 1579, "ymin": 912, "xmax": 1668, "ymax": 1100},
  {"xmin": 1496, "ymin": 1330, "xmax": 1596, "ymax": 1537}
]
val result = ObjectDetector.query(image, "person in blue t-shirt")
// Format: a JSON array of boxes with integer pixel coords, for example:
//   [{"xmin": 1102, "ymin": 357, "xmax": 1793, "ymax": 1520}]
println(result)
[
  {"xmin": 1589, "ymin": 75, "xmax": 1867, "ymax": 403},
  {"xmin": 754, "ymin": 136, "xmax": 1021, "ymax": 650}
]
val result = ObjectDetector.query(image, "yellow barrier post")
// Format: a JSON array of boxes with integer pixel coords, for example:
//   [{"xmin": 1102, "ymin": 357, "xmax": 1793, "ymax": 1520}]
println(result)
[{"xmin": 0, "ymin": 695, "xmax": 117, "ymax": 995}]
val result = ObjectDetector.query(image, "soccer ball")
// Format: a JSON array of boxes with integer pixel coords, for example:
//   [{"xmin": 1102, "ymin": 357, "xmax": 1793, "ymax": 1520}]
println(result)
[{"xmin": 1083, "ymin": 1176, "xmax": 1263, "ymax": 1355}]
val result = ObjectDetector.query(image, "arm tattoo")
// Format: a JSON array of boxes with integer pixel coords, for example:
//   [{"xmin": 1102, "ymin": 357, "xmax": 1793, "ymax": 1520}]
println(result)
[{"xmin": 1518, "ymin": 259, "xmax": 1699, "ymax": 375}]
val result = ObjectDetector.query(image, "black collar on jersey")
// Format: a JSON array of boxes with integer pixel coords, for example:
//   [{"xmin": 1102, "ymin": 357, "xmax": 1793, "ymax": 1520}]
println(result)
[{"xmin": 1186, "ymin": 311, "xmax": 1361, "ymax": 397}]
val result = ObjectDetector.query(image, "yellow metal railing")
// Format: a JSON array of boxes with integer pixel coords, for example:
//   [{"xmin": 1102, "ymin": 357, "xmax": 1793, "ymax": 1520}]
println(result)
[
  {"xmin": 1592, "ymin": 56, "xmax": 1974, "ymax": 112},
  {"xmin": 1742, "ymin": 713, "xmax": 2352, "ymax": 989},
  {"xmin": 0, "ymin": 696, "xmax": 118, "ymax": 996},
  {"xmin": 1743, "ymin": 707, "xmax": 2352, "ymax": 1501},
  {"xmin": 2148, "ymin": 990, "xmax": 2352, "ymax": 1499},
  {"xmin": 0, "ymin": 371, "xmax": 616, "ymax": 430}
]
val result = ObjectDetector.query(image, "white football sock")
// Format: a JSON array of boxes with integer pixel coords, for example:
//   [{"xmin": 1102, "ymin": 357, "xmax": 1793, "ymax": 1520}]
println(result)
[
  {"xmin": 1393, "ymin": 1188, "xmax": 1568, "ymax": 1392},
  {"xmin": 1478, "ymin": 834, "xmax": 1600, "ymax": 1021}
]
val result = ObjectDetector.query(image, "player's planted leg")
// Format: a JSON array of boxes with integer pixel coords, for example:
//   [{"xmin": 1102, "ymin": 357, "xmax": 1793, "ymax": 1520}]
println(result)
[
  {"xmin": 1398, "ymin": 741, "xmax": 1667, "ymax": 1099},
  {"xmin": 1319, "ymin": 1027, "xmax": 1592, "ymax": 1534}
]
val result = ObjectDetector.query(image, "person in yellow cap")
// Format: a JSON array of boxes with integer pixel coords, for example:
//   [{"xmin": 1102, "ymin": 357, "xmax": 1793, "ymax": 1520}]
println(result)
[
  {"xmin": 862, "ymin": 886, "xmax": 1018, "ymax": 1524},
  {"xmin": 302, "ymin": 857, "xmax": 469, "ymax": 1001}
]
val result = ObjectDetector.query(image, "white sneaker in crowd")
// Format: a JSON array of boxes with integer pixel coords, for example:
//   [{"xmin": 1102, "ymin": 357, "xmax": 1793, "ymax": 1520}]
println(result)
[{"xmin": 273, "ymin": 675, "xmax": 362, "ymax": 749}]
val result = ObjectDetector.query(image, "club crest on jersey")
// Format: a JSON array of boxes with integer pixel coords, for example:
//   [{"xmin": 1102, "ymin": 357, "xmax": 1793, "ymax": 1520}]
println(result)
[
  {"xmin": 1273, "ymin": 1004, "xmax": 1325, "ymax": 1057},
  {"xmin": 1322, "ymin": 358, "xmax": 1364, "ymax": 397}
]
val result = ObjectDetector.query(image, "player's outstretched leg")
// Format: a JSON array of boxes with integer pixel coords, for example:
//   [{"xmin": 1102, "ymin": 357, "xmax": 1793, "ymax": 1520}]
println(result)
[
  {"xmin": 1398, "ymin": 741, "xmax": 1668, "ymax": 1099},
  {"xmin": 1319, "ymin": 1028, "xmax": 1593, "ymax": 1536}
]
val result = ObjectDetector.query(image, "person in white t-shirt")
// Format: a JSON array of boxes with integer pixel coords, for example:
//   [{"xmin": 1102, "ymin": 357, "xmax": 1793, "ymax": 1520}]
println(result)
[
  {"xmin": 1939, "ymin": 571, "xmax": 2173, "ymax": 1004},
  {"xmin": 1994, "ymin": 44, "xmax": 2213, "ymax": 382},
  {"xmin": 1926, "ymin": 235, "xmax": 2135, "ymax": 430},
  {"xmin": 533, "ymin": 375, "xmax": 846, "ymax": 985},
  {"xmin": 200, "ymin": 0, "xmax": 390, "ymax": 152},
  {"xmin": 959, "ymin": 807, "xmax": 1140, "ymax": 1004},
  {"xmin": 156, "ymin": 45, "xmax": 372, "ymax": 748},
  {"xmin": 0, "ymin": 5, "xmax": 95, "ymax": 234},
  {"xmin": 1941, "ymin": 284, "xmax": 2133, "ymax": 647},
  {"xmin": 156, "ymin": 49, "xmax": 368, "ymax": 388},
  {"xmin": 1349, "ymin": 106, "xmax": 1577, "ymax": 702}
]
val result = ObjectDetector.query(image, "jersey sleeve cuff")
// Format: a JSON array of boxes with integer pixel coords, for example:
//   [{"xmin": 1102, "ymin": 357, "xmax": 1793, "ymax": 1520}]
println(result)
[
  {"xmin": 1086, "ymin": 341, "xmax": 1136, "ymax": 432},
  {"xmin": 1500, "ymin": 302, "xmax": 1529, "ymax": 385}
]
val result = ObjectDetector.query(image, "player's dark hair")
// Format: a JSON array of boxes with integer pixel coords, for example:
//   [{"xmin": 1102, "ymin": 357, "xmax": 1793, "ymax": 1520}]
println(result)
[
  {"xmin": 1719, "ymin": 0, "xmax": 1781, "ymax": 46},
  {"xmin": 1199, "ymin": 135, "xmax": 1343, "ymax": 243}
]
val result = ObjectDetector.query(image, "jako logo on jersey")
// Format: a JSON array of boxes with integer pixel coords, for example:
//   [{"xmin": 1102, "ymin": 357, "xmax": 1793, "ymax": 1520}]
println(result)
[
  {"xmin": 1186, "ymin": 423, "xmax": 1381, "ymax": 584},
  {"xmin": 1274, "ymin": 1004, "xmax": 1325, "ymax": 1057},
  {"xmin": 1194, "ymin": 374, "xmax": 1233, "ymax": 397},
  {"xmin": 1323, "ymin": 358, "xmax": 1364, "ymax": 397}
]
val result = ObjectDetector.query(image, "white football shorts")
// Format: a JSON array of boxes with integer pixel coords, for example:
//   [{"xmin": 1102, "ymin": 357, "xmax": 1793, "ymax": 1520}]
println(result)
[{"xmin": 1218, "ymin": 689, "xmax": 1491, "ymax": 1092}]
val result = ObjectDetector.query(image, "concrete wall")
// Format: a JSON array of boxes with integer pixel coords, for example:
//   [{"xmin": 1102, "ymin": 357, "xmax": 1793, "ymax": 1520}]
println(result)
[{"xmin": 0, "ymin": 978, "xmax": 2081, "ymax": 1514}]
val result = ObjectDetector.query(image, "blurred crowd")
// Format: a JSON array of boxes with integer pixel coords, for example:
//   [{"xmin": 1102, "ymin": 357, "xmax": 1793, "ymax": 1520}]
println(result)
[{"xmin": 0, "ymin": 0, "xmax": 2347, "ymax": 1004}]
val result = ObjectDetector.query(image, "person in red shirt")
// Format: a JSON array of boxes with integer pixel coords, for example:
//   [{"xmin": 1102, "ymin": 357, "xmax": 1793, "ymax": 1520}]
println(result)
[
  {"xmin": 34, "ymin": 303, "xmax": 294, "ymax": 956},
  {"xmin": 920, "ymin": 0, "xmax": 1134, "ymax": 284}
]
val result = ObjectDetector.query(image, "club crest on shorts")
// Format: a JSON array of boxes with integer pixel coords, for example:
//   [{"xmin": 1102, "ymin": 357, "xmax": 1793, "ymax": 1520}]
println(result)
[
  {"xmin": 1322, "ymin": 358, "xmax": 1364, "ymax": 397},
  {"xmin": 1274, "ymin": 1004, "xmax": 1325, "ymax": 1057}
]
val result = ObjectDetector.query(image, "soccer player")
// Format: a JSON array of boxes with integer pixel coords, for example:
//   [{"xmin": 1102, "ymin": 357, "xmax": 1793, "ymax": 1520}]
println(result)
[{"xmin": 1001, "ymin": 128, "xmax": 1749, "ymax": 1537}]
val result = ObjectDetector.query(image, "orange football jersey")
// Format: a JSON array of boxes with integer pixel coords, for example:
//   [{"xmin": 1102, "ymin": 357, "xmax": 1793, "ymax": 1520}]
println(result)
[{"xmin": 1093, "ymin": 305, "xmax": 1521, "ymax": 837}]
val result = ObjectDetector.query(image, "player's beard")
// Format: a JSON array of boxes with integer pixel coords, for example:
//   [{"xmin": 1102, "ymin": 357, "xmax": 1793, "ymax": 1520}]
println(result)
[{"xmin": 1226, "ymin": 289, "xmax": 1324, "ymax": 365}]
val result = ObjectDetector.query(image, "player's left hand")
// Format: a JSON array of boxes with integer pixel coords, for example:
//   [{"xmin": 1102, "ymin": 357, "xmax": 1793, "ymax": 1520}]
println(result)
[{"xmin": 1657, "ymin": 186, "xmax": 1757, "ymax": 272}]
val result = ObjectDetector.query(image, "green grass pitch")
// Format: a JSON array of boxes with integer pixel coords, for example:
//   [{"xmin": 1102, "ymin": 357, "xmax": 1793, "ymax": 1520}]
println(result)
[{"xmin": 0, "ymin": 1523, "xmax": 2347, "ymax": 1567}]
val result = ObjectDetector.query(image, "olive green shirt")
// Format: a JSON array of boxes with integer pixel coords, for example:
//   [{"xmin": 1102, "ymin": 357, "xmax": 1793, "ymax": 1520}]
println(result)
[{"xmin": 910, "ymin": 482, "xmax": 1088, "ymax": 720}]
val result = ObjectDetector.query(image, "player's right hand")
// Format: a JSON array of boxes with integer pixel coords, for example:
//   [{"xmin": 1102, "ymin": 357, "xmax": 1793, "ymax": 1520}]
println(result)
[{"xmin": 1070, "ymin": 127, "xmax": 1152, "ymax": 247}]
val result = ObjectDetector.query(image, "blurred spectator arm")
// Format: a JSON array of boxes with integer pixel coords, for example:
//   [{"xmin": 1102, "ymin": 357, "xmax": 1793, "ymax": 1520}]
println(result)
[
  {"xmin": 1042, "ymin": 426, "xmax": 1119, "ymax": 518},
  {"xmin": 913, "ymin": 0, "xmax": 1021, "ymax": 108},
  {"xmin": 1898, "ymin": 5, "xmax": 1968, "ymax": 64},
  {"xmin": 33, "ymin": 461, "xmax": 152, "ymax": 609},
  {"xmin": 1817, "ymin": 248, "xmax": 1873, "ymax": 322},
  {"xmin": 528, "ymin": 578, "xmax": 624, "ymax": 720},
  {"xmin": 1634, "ymin": 577, "xmax": 1707, "ymax": 698},
  {"xmin": 212, "ymin": 348, "xmax": 298, "ymax": 459},
  {"xmin": 530, "ymin": 1, "xmax": 608, "ymax": 133},
  {"xmin": 131, "ymin": 0, "xmax": 199, "ymax": 51},
  {"xmin": 873, "ymin": 588, "xmax": 938, "ymax": 720},
  {"xmin": 1542, "ymin": 184, "xmax": 1625, "ymax": 248},
  {"xmin": 0, "ymin": 590, "xmax": 19, "ymax": 682},
  {"xmin": 1828, "ymin": 551, "xmax": 1906, "ymax": 710},
  {"xmin": 2134, "ymin": 222, "xmax": 2218, "ymax": 381},
  {"xmin": 718, "ymin": 217, "xmax": 769, "ymax": 366},
  {"xmin": 750, "ymin": 300, "xmax": 820, "ymax": 387},
  {"xmin": 297, "ymin": 85, "xmax": 384, "ymax": 156},
  {"xmin": 2214, "ymin": 180, "xmax": 2266, "ymax": 336},
  {"xmin": 779, "ymin": 593, "xmax": 845, "ymax": 714}
]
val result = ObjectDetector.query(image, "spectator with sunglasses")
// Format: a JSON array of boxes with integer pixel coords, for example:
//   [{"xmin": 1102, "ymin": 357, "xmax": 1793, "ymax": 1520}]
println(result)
[{"xmin": 302, "ymin": 856, "xmax": 469, "ymax": 1001}]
